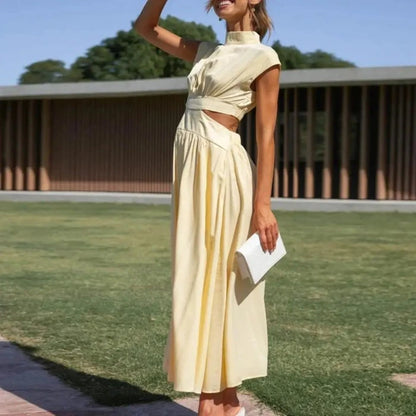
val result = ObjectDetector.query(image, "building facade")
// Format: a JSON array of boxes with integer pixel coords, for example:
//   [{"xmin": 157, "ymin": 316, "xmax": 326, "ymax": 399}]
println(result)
[{"xmin": 1, "ymin": 66, "xmax": 415, "ymax": 200}]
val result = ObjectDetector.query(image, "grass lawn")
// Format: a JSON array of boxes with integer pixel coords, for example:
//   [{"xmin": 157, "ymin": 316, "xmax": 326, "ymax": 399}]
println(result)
[{"xmin": 0, "ymin": 201, "xmax": 415, "ymax": 415}]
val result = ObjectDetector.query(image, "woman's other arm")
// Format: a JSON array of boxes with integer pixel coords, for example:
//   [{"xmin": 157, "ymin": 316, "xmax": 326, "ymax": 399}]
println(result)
[
  {"xmin": 250, "ymin": 64, "xmax": 281, "ymax": 253},
  {"xmin": 134, "ymin": 0, "xmax": 200, "ymax": 63}
]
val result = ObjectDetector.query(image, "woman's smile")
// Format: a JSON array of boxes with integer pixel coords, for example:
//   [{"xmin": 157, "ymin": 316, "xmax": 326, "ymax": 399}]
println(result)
[{"xmin": 217, "ymin": 0, "xmax": 235, "ymax": 11}]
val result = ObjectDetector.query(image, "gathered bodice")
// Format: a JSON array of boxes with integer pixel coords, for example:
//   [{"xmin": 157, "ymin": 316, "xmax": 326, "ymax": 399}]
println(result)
[{"xmin": 186, "ymin": 31, "xmax": 281, "ymax": 121}]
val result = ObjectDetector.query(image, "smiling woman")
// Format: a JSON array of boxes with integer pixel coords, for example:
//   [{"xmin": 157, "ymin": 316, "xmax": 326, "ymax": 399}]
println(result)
[{"xmin": 134, "ymin": 1, "xmax": 281, "ymax": 415}]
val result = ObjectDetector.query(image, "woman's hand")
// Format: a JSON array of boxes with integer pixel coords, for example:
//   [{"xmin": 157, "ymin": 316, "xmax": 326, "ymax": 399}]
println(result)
[{"xmin": 250, "ymin": 204, "xmax": 279, "ymax": 253}]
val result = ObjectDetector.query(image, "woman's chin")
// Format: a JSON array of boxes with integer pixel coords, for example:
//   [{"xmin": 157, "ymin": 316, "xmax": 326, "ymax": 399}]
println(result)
[
  {"xmin": 217, "ymin": 12, "xmax": 233, "ymax": 21},
  {"xmin": 216, "ymin": 1, "xmax": 236, "ymax": 17}
]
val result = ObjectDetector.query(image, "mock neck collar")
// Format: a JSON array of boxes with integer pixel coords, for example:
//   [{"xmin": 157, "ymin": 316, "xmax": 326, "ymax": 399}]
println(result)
[{"xmin": 224, "ymin": 31, "xmax": 260, "ymax": 45}]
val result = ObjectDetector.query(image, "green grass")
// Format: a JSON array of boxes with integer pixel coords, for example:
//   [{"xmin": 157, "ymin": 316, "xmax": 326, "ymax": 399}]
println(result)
[{"xmin": 0, "ymin": 201, "xmax": 415, "ymax": 415}]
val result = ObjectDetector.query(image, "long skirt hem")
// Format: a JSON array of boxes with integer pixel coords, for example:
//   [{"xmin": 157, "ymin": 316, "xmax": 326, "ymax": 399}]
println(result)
[{"xmin": 164, "ymin": 372, "xmax": 268, "ymax": 394}]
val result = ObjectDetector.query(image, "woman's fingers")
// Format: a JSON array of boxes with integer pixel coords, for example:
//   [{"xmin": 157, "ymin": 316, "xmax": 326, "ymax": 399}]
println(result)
[
  {"xmin": 266, "ymin": 226, "xmax": 276, "ymax": 252},
  {"xmin": 251, "ymin": 209, "xmax": 279, "ymax": 252},
  {"xmin": 259, "ymin": 224, "xmax": 277, "ymax": 253},
  {"xmin": 258, "ymin": 228, "xmax": 268, "ymax": 252},
  {"xmin": 271, "ymin": 218, "xmax": 279, "ymax": 243}
]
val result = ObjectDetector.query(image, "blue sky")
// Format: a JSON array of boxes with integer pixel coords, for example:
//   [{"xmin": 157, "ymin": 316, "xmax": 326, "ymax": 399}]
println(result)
[{"xmin": 1, "ymin": 0, "xmax": 415, "ymax": 86}]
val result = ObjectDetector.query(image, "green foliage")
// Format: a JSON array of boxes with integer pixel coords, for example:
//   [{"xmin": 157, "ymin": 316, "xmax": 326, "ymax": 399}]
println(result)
[
  {"xmin": 306, "ymin": 49, "xmax": 355, "ymax": 68},
  {"xmin": 69, "ymin": 30, "xmax": 166, "ymax": 81},
  {"xmin": 18, "ymin": 16, "xmax": 355, "ymax": 84},
  {"xmin": 272, "ymin": 40, "xmax": 355, "ymax": 70},
  {"xmin": 18, "ymin": 59, "xmax": 69, "ymax": 84}
]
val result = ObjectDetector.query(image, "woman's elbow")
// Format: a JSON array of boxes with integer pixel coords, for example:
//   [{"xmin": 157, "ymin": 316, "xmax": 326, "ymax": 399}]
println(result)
[
  {"xmin": 134, "ymin": 18, "xmax": 153, "ymax": 36},
  {"xmin": 133, "ymin": 19, "xmax": 146, "ymax": 35}
]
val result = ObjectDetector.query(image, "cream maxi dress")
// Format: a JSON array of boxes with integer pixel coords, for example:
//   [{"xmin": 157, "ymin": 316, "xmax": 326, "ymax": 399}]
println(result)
[{"xmin": 162, "ymin": 30, "xmax": 281, "ymax": 394}]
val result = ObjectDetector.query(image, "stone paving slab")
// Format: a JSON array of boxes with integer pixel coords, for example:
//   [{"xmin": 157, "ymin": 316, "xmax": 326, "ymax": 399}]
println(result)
[
  {"xmin": 0, "ymin": 335, "xmax": 279, "ymax": 416},
  {"xmin": 391, "ymin": 373, "xmax": 416, "ymax": 389}
]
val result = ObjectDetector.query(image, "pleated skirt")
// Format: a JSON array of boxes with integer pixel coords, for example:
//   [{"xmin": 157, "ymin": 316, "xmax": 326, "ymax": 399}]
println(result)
[{"xmin": 162, "ymin": 108, "xmax": 268, "ymax": 394}]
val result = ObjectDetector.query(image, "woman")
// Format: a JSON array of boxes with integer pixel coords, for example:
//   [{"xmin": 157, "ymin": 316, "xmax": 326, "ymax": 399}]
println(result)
[{"xmin": 134, "ymin": 1, "xmax": 281, "ymax": 415}]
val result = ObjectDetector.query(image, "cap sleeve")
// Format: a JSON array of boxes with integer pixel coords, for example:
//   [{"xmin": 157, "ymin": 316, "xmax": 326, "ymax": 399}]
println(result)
[
  {"xmin": 193, "ymin": 40, "xmax": 220, "ymax": 66},
  {"xmin": 250, "ymin": 47, "xmax": 281, "ymax": 83}
]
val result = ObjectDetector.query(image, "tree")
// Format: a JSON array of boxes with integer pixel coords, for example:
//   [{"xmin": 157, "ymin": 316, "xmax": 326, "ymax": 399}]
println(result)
[
  {"xmin": 19, "ymin": 16, "xmax": 355, "ymax": 84},
  {"xmin": 19, "ymin": 59, "xmax": 69, "ymax": 84},
  {"xmin": 68, "ymin": 28, "xmax": 167, "ymax": 81},
  {"xmin": 271, "ymin": 40, "xmax": 355, "ymax": 70},
  {"xmin": 306, "ymin": 49, "xmax": 354, "ymax": 68}
]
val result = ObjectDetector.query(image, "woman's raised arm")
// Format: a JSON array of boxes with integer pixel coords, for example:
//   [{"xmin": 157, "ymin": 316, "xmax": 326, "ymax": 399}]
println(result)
[{"xmin": 134, "ymin": 0, "xmax": 201, "ymax": 63}]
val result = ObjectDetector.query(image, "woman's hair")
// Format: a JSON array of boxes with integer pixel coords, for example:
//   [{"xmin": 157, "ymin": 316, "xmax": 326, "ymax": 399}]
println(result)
[{"xmin": 204, "ymin": 0, "xmax": 274, "ymax": 42}]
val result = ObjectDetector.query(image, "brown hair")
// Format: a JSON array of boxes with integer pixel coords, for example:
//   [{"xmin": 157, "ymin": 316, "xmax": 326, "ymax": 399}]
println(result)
[{"xmin": 204, "ymin": 0, "xmax": 274, "ymax": 42}]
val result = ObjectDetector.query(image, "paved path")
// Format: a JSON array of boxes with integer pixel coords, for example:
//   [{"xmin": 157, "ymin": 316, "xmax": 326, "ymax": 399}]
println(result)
[
  {"xmin": 391, "ymin": 373, "xmax": 416, "ymax": 389},
  {"xmin": 1, "ymin": 191, "xmax": 416, "ymax": 213},
  {"xmin": 0, "ymin": 335, "xmax": 278, "ymax": 416}
]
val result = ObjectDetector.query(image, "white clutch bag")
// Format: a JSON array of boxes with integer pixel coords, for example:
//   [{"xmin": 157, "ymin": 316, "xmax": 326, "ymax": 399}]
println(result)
[{"xmin": 235, "ymin": 231, "xmax": 287, "ymax": 285}]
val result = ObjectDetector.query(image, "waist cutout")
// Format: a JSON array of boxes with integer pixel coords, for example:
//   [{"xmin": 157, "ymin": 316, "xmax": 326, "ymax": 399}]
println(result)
[
  {"xmin": 178, "ymin": 108, "xmax": 241, "ymax": 150},
  {"xmin": 186, "ymin": 96, "xmax": 246, "ymax": 121}
]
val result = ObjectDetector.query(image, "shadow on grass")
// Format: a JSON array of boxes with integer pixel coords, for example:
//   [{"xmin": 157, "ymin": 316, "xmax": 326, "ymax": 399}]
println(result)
[{"xmin": 1, "ymin": 337, "xmax": 197, "ymax": 415}]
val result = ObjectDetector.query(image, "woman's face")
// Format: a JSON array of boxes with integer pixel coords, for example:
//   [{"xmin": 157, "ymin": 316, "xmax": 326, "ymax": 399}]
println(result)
[{"xmin": 209, "ymin": 0, "xmax": 254, "ymax": 22}]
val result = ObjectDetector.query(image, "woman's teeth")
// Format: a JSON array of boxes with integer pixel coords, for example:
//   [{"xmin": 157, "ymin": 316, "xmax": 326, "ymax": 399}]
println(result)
[{"xmin": 219, "ymin": 1, "xmax": 233, "ymax": 8}]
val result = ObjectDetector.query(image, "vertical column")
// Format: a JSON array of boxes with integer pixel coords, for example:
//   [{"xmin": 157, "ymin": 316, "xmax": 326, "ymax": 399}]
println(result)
[
  {"xmin": 395, "ymin": 85, "xmax": 404, "ymax": 199},
  {"xmin": 340, "ymin": 86, "xmax": 350, "ymax": 199},
  {"xmin": 26, "ymin": 100, "xmax": 37, "ymax": 190},
  {"xmin": 403, "ymin": 85, "xmax": 412, "ymax": 199},
  {"xmin": 322, "ymin": 87, "xmax": 333, "ymax": 198},
  {"xmin": 358, "ymin": 86, "xmax": 369, "ymax": 199},
  {"xmin": 283, "ymin": 88, "xmax": 289, "ymax": 197},
  {"xmin": 387, "ymin": 86, "xmax": 397, "ymax": 199},
  {"xmin": 39, "ymin": 99, "xmax": 51, "ymax": 191},
  {"xmin": 305, "ymin": 87, "xmax": 315, "ymax": 198},
  {"xmin": 15, "ymin": 101, "xmax": 24, "ymax": 190},
  {"xmin": 293, "ymin": 88, "xmax": 299, "ymax": 198},
  {"xmin": 0, "ymin": 102, "xmax": 3, "ymax": 188},
  {"xmin": 3, "ymin": 101, "xmax": 13, "ymax": 190},
  {"xmin": 411, "ymin": 85, "xmax": 416, "ymax": 200},
  {"xmin": 376, "ymin": 85, "xmax": 387, "ymax": 200}
]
